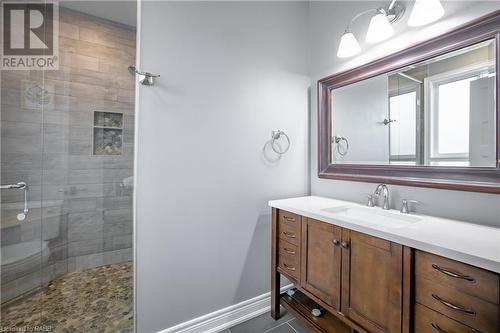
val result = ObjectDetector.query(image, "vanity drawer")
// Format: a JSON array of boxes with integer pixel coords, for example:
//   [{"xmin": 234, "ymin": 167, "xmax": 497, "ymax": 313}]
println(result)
[
  {"xmin": 415, "ymin": 251, "xmax": 499, "ymax": 304},
  {"xmin": 279, "ymin": 221, "xmax": 300, "ymax": 246},
  {"xmin": 414, "ymin": 303, "xmax": 481, "ymax": 333},
  {"xmin": 415, "ymin": 274, "xmax": 499, "ymax": 333},
  {"xmin": 278, "ymin": 210, "xmax": 301, "ymax": 227},
  {"xmin": 278, "ymin": 253, "xmax": 299, "ymax": 280},
  {"xmin": 278, "ymin": 240, "xmax": 299, "ymax": 258}
]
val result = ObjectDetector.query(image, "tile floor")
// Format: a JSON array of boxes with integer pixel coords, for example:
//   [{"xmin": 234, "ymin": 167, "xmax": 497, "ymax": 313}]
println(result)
[{"xmin": 224, "ymin": 309, "xmax": 312, "ymax": 333}]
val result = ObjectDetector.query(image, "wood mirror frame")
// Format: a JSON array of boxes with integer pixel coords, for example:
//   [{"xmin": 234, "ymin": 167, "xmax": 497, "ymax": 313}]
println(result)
[{"xmin": 318, "ymin": 10, "xmax": 500, "ymax": 194}]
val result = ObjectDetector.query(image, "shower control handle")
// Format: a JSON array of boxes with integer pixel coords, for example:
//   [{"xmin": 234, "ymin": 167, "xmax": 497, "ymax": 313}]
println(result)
[{"xmin": 0, "ymin": 182, "xmax": 29, "ymax": 221}]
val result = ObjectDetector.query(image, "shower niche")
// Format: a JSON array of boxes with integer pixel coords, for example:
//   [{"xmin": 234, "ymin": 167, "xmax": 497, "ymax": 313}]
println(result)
[{"xmin": 93, "ymin": 111, "xmax": 124, "ymax": 155}]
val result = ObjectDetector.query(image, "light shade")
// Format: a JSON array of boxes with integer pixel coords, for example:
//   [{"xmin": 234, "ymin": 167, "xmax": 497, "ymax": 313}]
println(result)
[
  {"xmin": 365, "ymin": 11, "xmax": 394, "ymax": 43},
  {"xmin": 408, "ymin": 0, "xmax": 445, "ymax": 27},
  {"xmin": 337, "ymin": 32, "xmax": 361, "ymax": 58}
]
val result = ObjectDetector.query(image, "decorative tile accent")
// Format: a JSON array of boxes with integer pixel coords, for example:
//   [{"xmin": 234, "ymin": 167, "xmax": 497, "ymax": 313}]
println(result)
[{"xmin": 21, "ymin": 80, "xmax": 54, "ymax": 110}]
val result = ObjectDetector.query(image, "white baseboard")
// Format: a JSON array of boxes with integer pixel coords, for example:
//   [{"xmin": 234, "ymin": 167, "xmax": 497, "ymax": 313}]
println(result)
[{"xmin": 158, "ymin": 285, "xmax": 293, "ymax": 333}]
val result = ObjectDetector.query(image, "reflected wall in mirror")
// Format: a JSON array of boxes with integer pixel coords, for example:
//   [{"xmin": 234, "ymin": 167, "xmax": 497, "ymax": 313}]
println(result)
[{"xmin": 332, "ymin": 39, "xmax": 496, "ymax": 168}]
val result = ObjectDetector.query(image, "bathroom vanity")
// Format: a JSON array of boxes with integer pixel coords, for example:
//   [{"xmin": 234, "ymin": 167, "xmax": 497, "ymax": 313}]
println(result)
[{"xmin": 269, "ymin": 196, "xmax": 500, "ymax": 333}]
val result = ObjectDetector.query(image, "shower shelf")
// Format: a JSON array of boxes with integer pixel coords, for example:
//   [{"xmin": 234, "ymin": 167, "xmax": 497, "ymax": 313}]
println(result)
[{"xmin": 93, "ymin": 111, "xmax": 124, "ymax": 156}]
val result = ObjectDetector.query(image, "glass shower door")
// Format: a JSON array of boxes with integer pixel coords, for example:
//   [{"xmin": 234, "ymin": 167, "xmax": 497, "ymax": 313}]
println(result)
[{"xmin": 1, "ymin": 2, "xmax": 135, "ymax": 332}]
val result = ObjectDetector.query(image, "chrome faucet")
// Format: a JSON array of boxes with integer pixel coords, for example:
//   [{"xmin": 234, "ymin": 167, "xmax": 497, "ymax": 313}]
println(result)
[{"xmin": 374, "ymin": 184, "xmax": 390, "ymax": 210}]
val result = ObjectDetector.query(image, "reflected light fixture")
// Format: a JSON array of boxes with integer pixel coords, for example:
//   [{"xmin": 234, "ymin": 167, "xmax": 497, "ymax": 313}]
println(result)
[
  {"xmin": 408, "ymin": 0, "xmax": 445, "ymax": 27},
  {"xmin": 337, "ymin": 0, "xmax": 445, "ymax": 58},
  {"xmin": 366, "ymin": 9, "xmax": 394, "ymax": 43}
]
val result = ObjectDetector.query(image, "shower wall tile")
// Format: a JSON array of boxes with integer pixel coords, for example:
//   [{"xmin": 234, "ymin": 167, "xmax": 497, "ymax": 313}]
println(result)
[
  {"xmin": 42, "ymin": 168, "xmax": 133, "ymax": 185},
  {"xmin": 68, "ymin": 211, "xmax": 104, "ymax": 241},
  {"xmin": 103, "ymin": 234, "xmax": 133, "ymax": 251},
  {"xmin": 1, "ymin": 153, "xmax": 42, "ymax": 172},
  {"xmin": 59, "ymin": 52, "xmax": 100, "ymax": 72},
  {"xmin": 1, "ymin": 270, "xmax": 41, "ymax": 302},
  {"xmin": 59, "ymin": 22, "xmax": 80, "ymax": 40},
  {"xmin": 1, "ymin": 225, "xmax": 21, "ymax": 246},
  {"xmin": 59, "ymin": 37, "xmax": 135, "ymax": 64},
  {"xmin": 67, "ymin": 247, "xmax": 132, "ymax": 272},
  {"xmin": 42, "ymin": 259, "xmax": 68, "ymax": 284},
  {"xmin": 1, "ymin": 136, "xmax": 42, "ymax": 155},
  {"xmin": 44, "ymin": 66, "xmax": 134, "ymax": 90},
  {"xmin": 79, "ymin": 27, "xmax": 135, "ymax": 49},
  {"xmin": 68, "ymin": 239, "xmax": 104, "ymax": 257},
  {"xmin": 60, "ymin": 9, "xmax": 135, "ymax": 42},
  {"xmin": 1, "ymin": 106, "xmax": 43, "ymax": 124}
]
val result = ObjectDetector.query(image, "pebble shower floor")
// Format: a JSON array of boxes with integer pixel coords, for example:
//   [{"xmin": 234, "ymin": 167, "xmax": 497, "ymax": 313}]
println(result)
[{"xmin": 0, "ymin": 262, "xmax": 133, "ymax": 333}]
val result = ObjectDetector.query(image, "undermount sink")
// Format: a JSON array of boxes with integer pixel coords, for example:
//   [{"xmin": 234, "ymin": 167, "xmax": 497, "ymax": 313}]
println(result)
[{"xmin": 321, "ymin": 205, "xmax": 421, "ymax": 229}]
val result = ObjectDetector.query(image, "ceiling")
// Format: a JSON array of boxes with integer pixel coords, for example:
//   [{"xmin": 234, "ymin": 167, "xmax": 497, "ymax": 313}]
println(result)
[{"xmin": 60, "ymin": 1, "xmax": 137, "ymax": 27}]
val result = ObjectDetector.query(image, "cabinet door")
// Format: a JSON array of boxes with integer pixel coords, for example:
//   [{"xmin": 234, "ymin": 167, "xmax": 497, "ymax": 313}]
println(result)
[
  {"xmin": 301, "ymin": 218, "xmax": 342, "ymax": 310},
  {"xmin": 341, "ymin": 230, "xmax": 403, "ymax": 333}
]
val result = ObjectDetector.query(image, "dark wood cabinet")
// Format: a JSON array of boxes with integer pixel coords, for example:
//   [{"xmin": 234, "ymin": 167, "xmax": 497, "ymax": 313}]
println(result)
[
  {"xmin": 414, "ymin": 250, "xmax": 500, "ymax": 333},
  {"xmin": 341, "ymin": 230, "xmax": 403, "ymax": 333},
  {"xmin": 271, "ymin": 208, "xmax": 500, "ymax": 333},
  {"xmin": 301, "ymin": 218, "xmax": 342, "ymax": 310}
]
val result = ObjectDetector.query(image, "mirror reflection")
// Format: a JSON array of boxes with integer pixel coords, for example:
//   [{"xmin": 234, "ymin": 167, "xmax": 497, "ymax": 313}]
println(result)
[{"xmin": 331, "ymin": 39, "xmax": 497, "ymax": 167}]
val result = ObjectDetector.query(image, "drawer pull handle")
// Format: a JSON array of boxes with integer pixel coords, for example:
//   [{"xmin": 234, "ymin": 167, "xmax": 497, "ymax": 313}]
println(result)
[
  {"xmin": 283, "ymin": 216, "xmax": 295, "ymax": 222},
  {"xmin": 432, "ymin": 264, "xmax": 475, "ymax": 282},
  {"xmin": 431, "ymin": 294, "xmax": 475, "ymax": 315},
  {"xmin": 283, "ymin": 263, "xmax": 296, "ymax": 271},
  {"xmin": 431, "ymin": 323, "xmax": 446, "ymax": 333},
  {"xmin": 284, "ymin": 248, "xmax": 296, "ymax": 255},
  {"xmin": 432, "ymin": 322, "xmax": 482, "ymax": 333},
  {"xmin": 283, "ymin": 232, "xmax": 296, "ymax": 239}
]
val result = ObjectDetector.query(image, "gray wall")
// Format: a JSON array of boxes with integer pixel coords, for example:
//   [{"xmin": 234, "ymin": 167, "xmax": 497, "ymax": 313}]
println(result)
[
  {"xmin": 332, "ymin": 75, "xmax": 389, "ymax": 164},
  {"xmin": 135, "ymin": 2, "xmax": 309, "ymax": 332},
  {"xmin": 310, "ymin": 1, "xmax": 500, "ymax": 227}
]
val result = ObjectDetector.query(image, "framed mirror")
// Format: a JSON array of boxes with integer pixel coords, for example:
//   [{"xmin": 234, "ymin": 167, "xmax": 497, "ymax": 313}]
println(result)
[{"xmin": 318, "ymin": 11, "xmax": 500, "ymax": 193}]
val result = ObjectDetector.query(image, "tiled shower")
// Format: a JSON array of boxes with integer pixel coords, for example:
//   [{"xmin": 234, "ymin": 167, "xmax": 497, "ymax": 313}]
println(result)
[{"xmin": 1, "ymin": 6, "xmax": 135, "ymax": 331}]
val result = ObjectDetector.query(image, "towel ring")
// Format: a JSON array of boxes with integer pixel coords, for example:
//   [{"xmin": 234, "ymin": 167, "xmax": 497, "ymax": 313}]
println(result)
[
  {"xmin": 333, "ymin": 136, "xmax": 349, "ymax": 156},
  {"xmin": 271, "ymin": 130, "xmax": 290, "ymax": 155}
]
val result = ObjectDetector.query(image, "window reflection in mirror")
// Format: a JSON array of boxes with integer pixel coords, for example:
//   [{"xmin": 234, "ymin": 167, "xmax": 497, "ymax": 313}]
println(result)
[{"xmin": 331, "ymin": 39, "xmax": 496, "ymax": 167}]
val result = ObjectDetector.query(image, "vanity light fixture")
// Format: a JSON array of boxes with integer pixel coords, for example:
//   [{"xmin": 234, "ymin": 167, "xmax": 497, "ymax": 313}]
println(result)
[
  {"xmin": 337, "ymin": 0, "xmax": 445, "ymax": 58},
  {"xmin": 365, "ymin": 9, "xmax": 394, "ymax": 43},
  {"xmin": 408, "ymin": 0, "xmax": 445, "ymax": 27},
  {"xmin": 337, "ymin": 31, "xmax": 362, "ymax": 58}
]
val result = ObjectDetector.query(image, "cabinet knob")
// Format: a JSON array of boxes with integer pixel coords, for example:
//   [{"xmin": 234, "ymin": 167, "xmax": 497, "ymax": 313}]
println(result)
[
  {"xmin": 340, "ymin": 241, "xmax": 349, "ymax": 249},
  {"xmin": 332, "ymin": 239, "xmax": 340, "ymax": 246}
]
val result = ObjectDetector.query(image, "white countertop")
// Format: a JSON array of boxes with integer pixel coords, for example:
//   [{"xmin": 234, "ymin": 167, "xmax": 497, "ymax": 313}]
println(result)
[{"xmin": 269, "ymin": 196, "xmax": 500, "ymax": 273}]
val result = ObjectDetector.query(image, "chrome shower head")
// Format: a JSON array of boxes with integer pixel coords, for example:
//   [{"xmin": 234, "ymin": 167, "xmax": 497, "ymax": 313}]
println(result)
[{"xmin": 128, "ymin": 65, "xmax": 160, "ymax": 86}]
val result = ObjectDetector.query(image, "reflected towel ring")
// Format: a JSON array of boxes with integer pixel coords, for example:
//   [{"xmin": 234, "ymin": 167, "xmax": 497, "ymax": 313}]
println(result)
[
  {"xmin": 333, "ymin": 136, "xmax": 349, "ymax": 156},
  {"xmin": 271, "ymin": 130, "xmax": 290, "ymax": 155}
]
